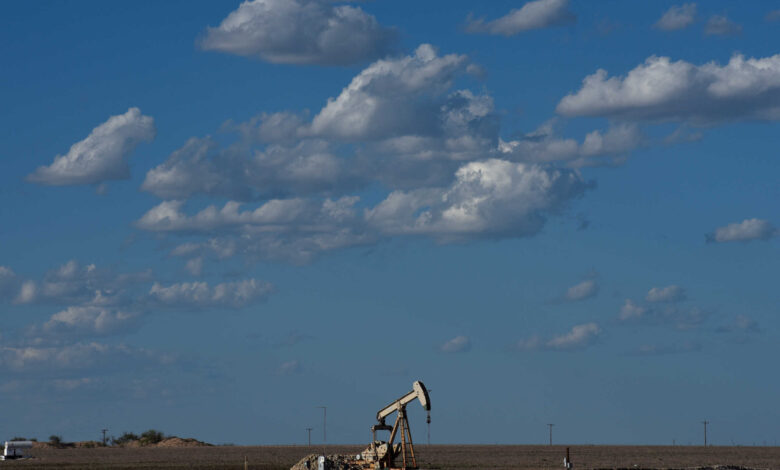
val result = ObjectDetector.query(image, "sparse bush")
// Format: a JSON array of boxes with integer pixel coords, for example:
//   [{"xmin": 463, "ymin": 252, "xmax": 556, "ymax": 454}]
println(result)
[
  {"xmin": 112, "ymin": 432, "xmax": 139, "ymax": 446},
  {"xmin": 11, "ymin": 437, "xmax": 28, "ymax": 441},
  {"xmin": 140, "ymin": 429, "xmax": 165, "ymax": 445},
  {"xmin": 49, "ymin": 435, "xmax": 63, "ymax": 447}
]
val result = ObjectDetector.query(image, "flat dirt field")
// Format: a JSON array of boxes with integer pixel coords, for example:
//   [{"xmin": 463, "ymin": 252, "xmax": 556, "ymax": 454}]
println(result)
[{"xmin": 4, "ymin": 445, "xmax": 779, "ymax": 470}]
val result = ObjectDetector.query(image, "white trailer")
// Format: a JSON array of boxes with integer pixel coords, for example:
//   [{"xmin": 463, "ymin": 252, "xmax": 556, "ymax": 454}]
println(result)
[{"xmin": 2, "ymin": 441, "xmax": 33, "ymax": 460}]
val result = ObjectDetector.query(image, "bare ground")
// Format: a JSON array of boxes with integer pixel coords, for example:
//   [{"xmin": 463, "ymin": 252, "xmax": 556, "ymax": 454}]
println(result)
[{"xmin": 4, "ymin": 444, "xmax": 779, "ymax": 470}]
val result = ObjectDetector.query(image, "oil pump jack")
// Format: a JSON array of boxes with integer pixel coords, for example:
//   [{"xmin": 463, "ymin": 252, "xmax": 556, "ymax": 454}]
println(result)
[{"xmin": 357, "ymin": 381, "xmax": 431, "ymax": 470}]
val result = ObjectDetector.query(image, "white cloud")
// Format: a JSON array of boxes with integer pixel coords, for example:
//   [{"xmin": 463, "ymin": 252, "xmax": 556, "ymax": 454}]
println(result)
[
  {"xmin": 0, "ymin": 266, "xmax": 19, "ymax": 299},
  {"xmin": 645, "ymin": 285, "xmax": 686, "ymax": 303},
  {"xmin": 654, "ymin": 4, "xmax": 697, "ymax": 31},
  {"xmin": 546, "ymin": 323, "xmax": 601, "ymax": 350},
  {"xmin": 309, "ymin": 44, "xmax": 469, "ymax": 140},
  {"xmin": 14, "ymin": 281, "xmax": 37, "ymax": 304},
  {"xmin": 618, "ymin": 299, "xmax": 647, "ymax": 321},
  {"xmin": 440, "ymin": 335, "xmax": 471, "ymax": 353},
  {"xmin": 27, "ymin": 108, "xmax": 155, "ymax": 186},
  {"xmin": 366, "ymin": 159, "xmax": 591, "ymax": 242},
  {"xmin": 618, "ymin": 298, "xmax": 707, "ymax": 330},
  {"xmin": 499, "ymin": 122, "xmax": 642, "ymax": 167},
  {"xmin": 465, "ymin": 0, "xmax": 575, "ymax": 36},
  {"xmin": 516, "ymin": 323, "xmax": 601, "ymax": 351},
  {"xmin": 40, "ymin": 306, "xmax": 139, "ymax": 337},
  {"xmin": 565, "ymin": 279, "xmax": 598, "ymax": 301},
  {"xmin": 557, "ymin": 54, "xmax": 780, "ymax": 123},
  {"xmin": 185, "ymin": 257, "xmax": 204, "ymax": 276},
  {"xmin": 767, "ymin": 10, "xmax": 780, "ymax": 22},
  {"xmin": 705, "ymin": 15, "xmax": 742, "ymax": 36},
  {"xmin": 148, "ymin": 279, "xmax": 274, "ymax": 309},
  {"xmin": 277, "ymin": 360, "xmax": 302, "ymax": 375},
  {"xmin": 0, "ymin": 342, "xmax": 162, "ymax": 374},
  {"xmin": 142, "ymin": 137, "xmax": 364, "ymax": 200},
  {"xmin": 706, "ymin": 218, "xmax": 778, "ymax": 243},
  {"xmin": 200, "ymin": 0, "xmax": 394, "ymax": 65}
]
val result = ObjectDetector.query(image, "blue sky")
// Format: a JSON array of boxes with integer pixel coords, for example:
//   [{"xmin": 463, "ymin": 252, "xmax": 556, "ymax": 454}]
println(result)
[{"xmin": 1, "ymin": 0, "xmax": 779, "ymax": 447}]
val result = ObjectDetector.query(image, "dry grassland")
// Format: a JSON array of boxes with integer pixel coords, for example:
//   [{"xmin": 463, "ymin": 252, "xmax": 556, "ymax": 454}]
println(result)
[{"xmin": 5, "ymin": 444, "xmax": 779, "ymax": 470}]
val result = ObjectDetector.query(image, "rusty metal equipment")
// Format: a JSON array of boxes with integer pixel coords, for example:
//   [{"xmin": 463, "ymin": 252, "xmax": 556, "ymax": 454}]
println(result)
[{"xmin": 356, "ymin": 381, "xmax": 431, "ymax": 470}]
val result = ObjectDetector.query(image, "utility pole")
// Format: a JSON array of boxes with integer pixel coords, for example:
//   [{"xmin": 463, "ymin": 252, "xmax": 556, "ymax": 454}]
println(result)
[
  {"xmin": 306, "ymin": 428, "xmax": 313, "ymax": 446},
  {"xmin": 317, "ymin": 406, "xmax": 327, "ymax": 444},
  {"xmin": 101, "ymin": 429, "xmax": 108, "ymax": 446},
  {"xmin": 547, "ymin": 424, "xmax": 555, "ymax": 446},
  {"xmin": 702, "ymin": 421, "xmax": 709, "ymax": 447}
]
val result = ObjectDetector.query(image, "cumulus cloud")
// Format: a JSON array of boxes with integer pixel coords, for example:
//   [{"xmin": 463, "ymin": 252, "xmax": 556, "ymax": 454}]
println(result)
[
  {"xmin": 0, "ymin": 342, "xmax": 164, "ymax": 374},
  {"xmin": 27, "ymin": 108, "xmax": 155, "ymax": 186},
  {"xmin": 706, "ymin": 218, "xmax": 778, "ymax": 243},
  {"xmin": 564, "ymin": 279, "xmax": 598, "ymax": 301},
  {"xmin": 705, "ymin": 15, "xmax": 742, "ymax": 36},
  {"xmin": 277, "ymin": 360, "xmax": 302, "ymax": 375},
  {"xmin": 0, "ymin": 266, "xmax": 19, "ymax": 300},
  {"xmin": 645, "ymin": 285, "xmax": 686, "ymax": 303},
  {"xmin": 366, "ymin": 159, "xmax": 591, "ymax": 242},
  {"xmin": 654, "ymin": 4, "xmax": 697, "ymax": 31},
  {"xmin": 309, "ymin": 44, "xmax": 469, "ymax": 140},
  {"xmin": 716, "ymin": 314, "xmax": 760, "ymax": 334},
  {"xmin": 10, "ymin": 260, "xmax": 150, "ymax": 307},
  {"xmin": 515, "ymin": 323, "xmax": 601, "ymax": 351},
  {"xmin": 148, "ymin": 279, "xmax": 274, "ymax": 309},
  {"xmin": 200, "ymin": 0, "xmax": 394, "ymax": 65},
  {"xmin": 465, "ymin": 0, "xmax": 575, "ymax": 36},
  {"xmin": 142, "ymin": 137, "xmax": 365, "ymax": 200},
  {"xmin": 618, "ymin": 298, "xmax": 707, "ymax": 330},
  {"xmin": 499, "ymin": 121, "xmax": 643, "ymax": 167},
  {"xmin": 767, "ymin": 10, "xmax": 780, "ymax": 22},
  {"xmin": 40, "ymin": 306, "xmax": 140, "ymax": 338},
  {"xmin": 440, "ymin": 335, "xmax": 471, "ymax": 353},
  {"xmin": 557, "ymin": 54, "xmax": 780, "ymax": 124}
]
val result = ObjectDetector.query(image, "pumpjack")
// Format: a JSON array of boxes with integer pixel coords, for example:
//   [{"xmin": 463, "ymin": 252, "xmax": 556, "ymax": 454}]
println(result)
[{"xmin": 357, "ymin": 381, "xmax": 431, "ymax": 470}]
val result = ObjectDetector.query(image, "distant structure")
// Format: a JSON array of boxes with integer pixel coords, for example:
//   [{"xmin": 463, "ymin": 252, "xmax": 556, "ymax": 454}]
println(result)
[
  {"xmin": 101, "ymin": 429, "xmax": 108, "ymax": 446},
  {"xmin": 548, "ymin": 424, "xmax": 555, "ymax": 446},
  {"xmin": 702, "ymin": 420, "xmax": 709, "ymax": 447},
  {"xmin": 306, "ymin": 427, "xmax": 313, "ymax": 446},
  {"xmin": 2, "ymin": 441, "xmax": 33, "ymax": 460}
]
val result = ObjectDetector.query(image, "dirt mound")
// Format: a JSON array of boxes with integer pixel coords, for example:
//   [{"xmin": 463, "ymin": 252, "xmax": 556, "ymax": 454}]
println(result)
[
  {"xmin": 155, "ymin": 437, "xmax": 211, "ymax": 448},
  {"xmin": 291, "ymin": 453, "xmax": 365, "ymax": 470}
]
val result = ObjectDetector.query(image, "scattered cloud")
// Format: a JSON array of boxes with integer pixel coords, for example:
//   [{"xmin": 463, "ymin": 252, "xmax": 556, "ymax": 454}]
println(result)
[
  {"xmin": 618, "ymin": 298, "xmax": 707, "ymax": 330},
  {"xmin": 465, "ymin": 0, "xmax": 575, "ymax": 36},
  {"xmin": 277, "ymin": 359, "xmax": 302, "ymax": 375},
  {"xmin": 27, "ymin": 108, "xmax": 155, "ymax": 186},
  {"xmin": 557, "ymin": 54, "xmax": 780, "ymax": 124},
  {"xmin": 564, "ymin": 278, "xmax": 599, "ymax": 301},
  {"xmin": 309, "ymin": 44, "xmax": 470, "ymax": 140},
  {"xmin": 499, "ymin": 121, "xmax": 643, "ymax": 167},
  {"xmin": 646, "ymin": 285, "xmax": 686, "ymax": 303},
  {"xmin": 440, "ymin": 335, "xmax": 471, "ymax": 353},
  {"xmin": 366, "ymin": 159, "xmax": 592, "ymax": 242},
  {"xmin": 39, "ymin": 306, "xmax": 140, "ymax": 338},
  {"xmin": 0, "ymin": 342, "xmax": 167, "ymax": 375},
  {"xmin": 705, "ymin": 15, "xmax": 742, "ymax": 36},
  {"xmin": 148, "ymin": 279, "xmax": 274, "ymax": 309},
  {"xmin": 766, "ymin": 10, "xmax": 780, "ymax": 22},
  {"xmin": 716, "ymin": 314, "xmax": 760, "ymax": 334},
  {"xmin": 654, "ymin": 4, "xmax": 697, "ymax": 31},
  {"xmin": 514, "ymin": 323, "xmax": 601, "ymax": 351},
  {"xmin": 706, "ymin": 218, "xmax": 778, "ymax": 243},
  {"xmin": 200, "ymin": 0, "xmax": 395, "ymax": 65}
]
